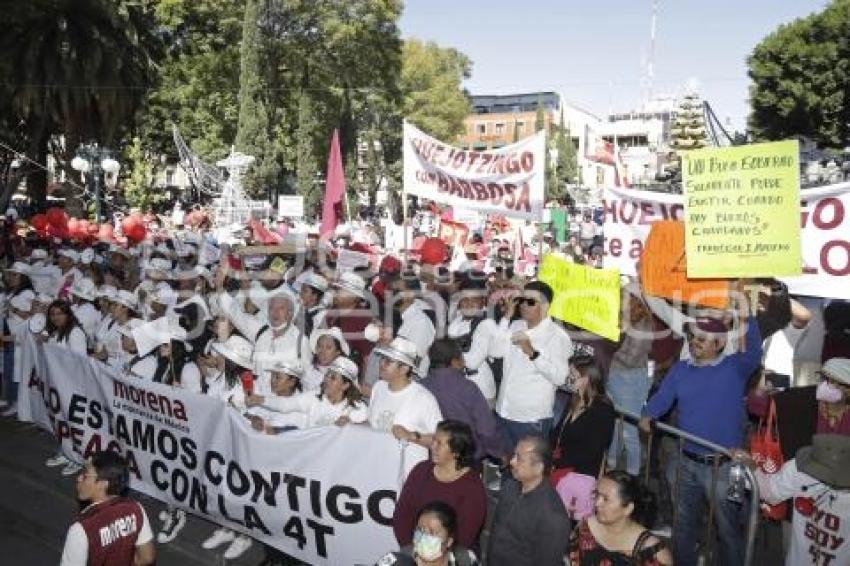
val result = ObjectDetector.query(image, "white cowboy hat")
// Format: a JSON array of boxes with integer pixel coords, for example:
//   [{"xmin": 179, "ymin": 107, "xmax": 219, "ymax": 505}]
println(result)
[
  {"xmin": 69, "ymin": 278, "xmax": 97, "ymax": 302},
  {"xmin": 309, "ymin": 327, "xmax": 351, "ymax": 357},
  {"xmin": 113, "ymin": 290, "xmax": 139, "ymax": 312},
  {"xmin": 117, "ymin": 318, "xmax": 144, "ymax": 338},
  {"xmin": 301, "ymin": 273, "xmax": 329, "ymax": 294},
  {"xmin": 326, "ymin": 357, "xmax": 360, "ymax": 383},
  {"xmin": 333, "ymin": 272, "xmax": 368, "ymax": 300},
  {"xmin": 373, "ymin": 336, "xmax": 420, "ymax": 377},
  {"xmin": 57, "ymin": 249, "xmax": 80, "ymax": 262},
  {"xmin": 96, "ymin": 285, "xmax": 118, "ymax": 301},
  {"xmin": 265, "ymin": 358, "xmax": 304, "ymax": 379},
  {"xmin": 211, "ymin": 335, "xmax": 254, "ymax": 369},
  {"xmin": 5, "ymin": 261, "xmax": 31, "ymax": 276},
  {"xmin": 132, "ymin": 317, "xmax": 189, "ymax": 357}
]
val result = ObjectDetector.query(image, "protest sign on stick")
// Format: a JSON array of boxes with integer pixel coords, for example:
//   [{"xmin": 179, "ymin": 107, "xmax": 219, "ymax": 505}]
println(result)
[
  {"xmin": 639, "ymin": 220, "xmax": 730, "ymax": 309},
  {"xmin": 682, "ymin": 140, "xmax": 802, "ymax": 278},
  {"xmin": 538, "ymin": 254, "xmax": 621, "ymax": 341}
]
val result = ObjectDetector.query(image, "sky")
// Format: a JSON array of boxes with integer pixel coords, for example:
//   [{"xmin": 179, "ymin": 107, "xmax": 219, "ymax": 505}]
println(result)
[{"xmin": 400, "ymin": 0, "xmax": 829, "ymax": 131}]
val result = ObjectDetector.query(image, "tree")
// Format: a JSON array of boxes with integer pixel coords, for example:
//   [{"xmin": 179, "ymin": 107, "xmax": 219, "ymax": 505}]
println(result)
[
  {"xmin": 555, "ymin": 108, "xmax": 578, "ymax": 186},
  {"xmin": 122, "ymin": 136, "xmax": 165, "ymax": 211},
  {"xmin": 535, "ymin": 98, "xmax": 546, "ymax": 133},
  {"xmin": 748, "ymin": 0, "xmax": 850, "ymax": 148},
  {"xmin": 234, "ymin": 0, "xmax": 280, "ymax": 199},
  {"xmin": 295, "ymin": 91, "xmax": 321, "ymax": 218},
  {"xmin": 0, "ymin": 0, "xmax": 162, "ymax": 211},
  {"xmin": 400, "ymin": 39, "xmax": 472, "ymax": 141}
]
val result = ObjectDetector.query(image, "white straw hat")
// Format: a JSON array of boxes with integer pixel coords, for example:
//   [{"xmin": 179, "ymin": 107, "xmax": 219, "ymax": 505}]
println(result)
[
  {"xmin": 327, "ymin": 357, "xmax": 360, "ymax": 383},
  {"xmin": 373, "ymin": 336, "xmax": 421, "ymax": 377},
  {"xmin": 309, "ymin": 327, "xmax": 350, "ymax": 356},
  {"xmin": 211, "ymin": 335, "xmax": 254, "ymax": 369}
]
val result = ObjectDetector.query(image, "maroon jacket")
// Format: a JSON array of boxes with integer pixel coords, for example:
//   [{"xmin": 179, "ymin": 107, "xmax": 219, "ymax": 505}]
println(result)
[{"xmin": 78, "ymin": 497, "xmax": 145, "ymax": 566}]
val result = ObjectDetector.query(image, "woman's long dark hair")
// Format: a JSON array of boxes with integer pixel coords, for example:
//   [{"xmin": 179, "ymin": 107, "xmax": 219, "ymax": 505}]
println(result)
[
  {"xmin": 569, "ymin": 358, "xmax": 610, "ymax": 413},
  {"xmin": 46, "ymin": 300, "xmax": 81, "ymax": 343},
  {"xmin": 154, "ymin": 339, "xmax": 193, "ymax": 386},
  {"xmin": 8, "ymin": 272, "xmax": 33, "ymax": 296},
  {"xmin": 222, "ymin": 357, "xmax": 245, "ymax": 390}
]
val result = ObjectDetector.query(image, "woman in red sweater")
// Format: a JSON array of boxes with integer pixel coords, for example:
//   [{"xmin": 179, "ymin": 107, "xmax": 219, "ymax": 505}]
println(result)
[{"xmin": 392, "ymin": 420, "xmax": 487, "ymax": 550}]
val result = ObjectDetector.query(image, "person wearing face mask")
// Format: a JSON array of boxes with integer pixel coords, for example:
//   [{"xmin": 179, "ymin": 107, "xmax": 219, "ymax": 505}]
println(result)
[
  {"xmin": 375, "ymin": 501, "xmax": 479, "ymax": 566},
  {"xmin": 446, "ymin": 278, "xmax": 499, "ymax": 405}
]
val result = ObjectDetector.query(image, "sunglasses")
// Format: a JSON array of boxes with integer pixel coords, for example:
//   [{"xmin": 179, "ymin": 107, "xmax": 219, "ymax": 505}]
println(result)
[{"xmin": 515, "ymin": 297, "xmax": 538, "ymax": 307}]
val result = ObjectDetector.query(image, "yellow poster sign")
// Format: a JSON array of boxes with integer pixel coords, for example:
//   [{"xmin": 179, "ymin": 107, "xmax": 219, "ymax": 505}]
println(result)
[
  {"xmin": 538, "ymin": 254, "xmax": 621, "ymax": 341},
  {"xmin": 682, "ymin": 139, "xmax": 802, "ymax": 278}
]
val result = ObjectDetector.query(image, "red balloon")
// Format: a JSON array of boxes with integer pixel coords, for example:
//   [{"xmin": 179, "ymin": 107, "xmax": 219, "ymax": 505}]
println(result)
[
  {"xmin": 126, "ymin": 223, "xmax": 147, "ymax": 243},
  {"xmin": 46, "ymin": 207, "xmax": 68, "ymax": 227},
  {"xmin": 67, "ymin": 218, "xmax": 81, "ymax": 237},
  {"xmin": 98, "ymin": 224, "xmax": 114, "ymax": 240},
  {"xmin": 420, "ymin": 237, "xmax": 447, "ymax": 265},
  {"xmin": 47, "ymin": 224, "xmax": 69, "ymax": 239},
  {"xmin": 30, "ymin": 214, "xmax": 48, "ymax": 231}
]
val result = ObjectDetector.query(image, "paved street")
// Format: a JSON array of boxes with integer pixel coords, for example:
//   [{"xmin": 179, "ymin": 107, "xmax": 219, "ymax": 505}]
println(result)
[{"xmin": 0, "ymin": 416, "xmax": 266, "ymax": 566}]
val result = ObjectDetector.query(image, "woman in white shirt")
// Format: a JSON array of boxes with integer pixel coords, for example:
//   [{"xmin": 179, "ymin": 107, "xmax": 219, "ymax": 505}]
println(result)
[
  {"xmin": 1, "ymin": 262, "xmax": 35, "ymax": 417},
  {"xmin": 45, "ymin": 300, "xmax": 88, "ymax": 355},
  {"xmin": 303, "ymin": 327, "xmax": 350, "ymax": 392},
  {"xmin": 246, "ymin": 357, "xmax": 368, "ymax": 428},
  {"xmin": 153, "ymin": 338, "xmax": 202, "ymax": 393},
  {"xmin": 42, "ymin": 300, "xmax": 88, "ymax": 477}
]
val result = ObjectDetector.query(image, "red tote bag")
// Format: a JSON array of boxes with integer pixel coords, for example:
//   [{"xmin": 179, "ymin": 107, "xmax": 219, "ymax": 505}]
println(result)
[{"xmin": 749, "ymin": 398, "xmax": 787, "ymax": 520}]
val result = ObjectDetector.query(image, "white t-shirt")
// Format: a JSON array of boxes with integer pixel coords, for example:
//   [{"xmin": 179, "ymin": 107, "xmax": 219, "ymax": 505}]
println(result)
[
  {"xmin": 758, "ymin": 459, "xmax": 850, "ymax": 566},
  {"xmin": 263, "ymin": 392, "xmax": 367, "ymax": 428},
  {"xmin": 763, "ymin": 324, "xmax": 809, "ymax": 379},
  {"xmin": 368, "ymin": 380, "xmax": 442, "ymax": 434},
  {"xmin": 60, "ymin": 501, "xmax": 153, "ymax": 566},
  {"xmin": 48, "ymin": 327, "xmax": 88, "ymax": 355}
]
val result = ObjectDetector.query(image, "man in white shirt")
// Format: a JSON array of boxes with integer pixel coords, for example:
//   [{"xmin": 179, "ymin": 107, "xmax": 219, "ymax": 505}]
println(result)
[
  {"xmin": 216, "ymin": 269, "xmax": 301, "ymax": 393},
  {"xmin": 60, "ymin": 450, "xmax": 155, "ymax": 566},
  {"xmin": 369, "ymin": 337, "xmax": 443, "ymax": 477},
  {"xmin": 492, "ymin": 281, "xmax": 572, "ymax": 448}
]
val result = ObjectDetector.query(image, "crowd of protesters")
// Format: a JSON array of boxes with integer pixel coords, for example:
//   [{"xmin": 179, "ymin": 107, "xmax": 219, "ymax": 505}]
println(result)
[{"xmin": 0, "ymin": 204, "xmax": 847, "ymax": 566}]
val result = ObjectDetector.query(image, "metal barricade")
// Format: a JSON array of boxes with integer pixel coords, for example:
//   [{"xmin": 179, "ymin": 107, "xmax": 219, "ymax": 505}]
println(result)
[{"xmin": 611, "ymin": 407, "xmax": 760, "ymax": 566}]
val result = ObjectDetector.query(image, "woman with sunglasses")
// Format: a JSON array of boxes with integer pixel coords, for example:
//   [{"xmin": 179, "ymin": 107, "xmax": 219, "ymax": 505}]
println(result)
[{"xmin": 567, "ymin": 471, "xmax": 671, "ymax": 565}]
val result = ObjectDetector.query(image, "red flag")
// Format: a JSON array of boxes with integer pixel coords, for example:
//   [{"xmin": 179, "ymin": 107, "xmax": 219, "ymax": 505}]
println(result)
[
  {"xmin": 248, "ymin": 219, "xmax": 282, "ymax": 245},
  {"xmin": 320, "ymin": 129, "xmax": 346, "ymax": 237}
]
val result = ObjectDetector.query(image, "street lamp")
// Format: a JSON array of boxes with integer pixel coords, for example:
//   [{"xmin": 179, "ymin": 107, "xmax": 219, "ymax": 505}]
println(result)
[{"xmin": 71, "ymin": 143, "xmax": 120, "ymax": 223}]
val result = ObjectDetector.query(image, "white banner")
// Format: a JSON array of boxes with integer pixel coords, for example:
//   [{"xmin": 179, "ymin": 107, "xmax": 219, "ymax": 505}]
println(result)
[
  {"xmin": 602, "ymin": 183, "xmax": 850, "ymax": 299},
  {"xmin": 403, "ymin": 121, "xmax": 546, "ymax": 220},
  {"xmin": 278, "ymin": 195, "xmax": 305, "ymax": 218},
  {"xmin": 18, "ymin": 338, "xmax": 402, "ymax": 565}
]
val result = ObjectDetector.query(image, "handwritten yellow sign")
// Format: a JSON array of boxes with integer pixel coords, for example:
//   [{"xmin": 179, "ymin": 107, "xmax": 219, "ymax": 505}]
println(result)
[
  {"xmin": 682, "ymin": 139, "xmax": 802, "ymax": 278},
  {"xmin": 538, "ymin": 254, "xmax": 621, "ymax": 341}
]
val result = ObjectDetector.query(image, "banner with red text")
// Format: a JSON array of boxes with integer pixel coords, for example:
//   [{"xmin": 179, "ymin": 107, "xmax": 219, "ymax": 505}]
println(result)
[
  {"xmin": 403, "ymin": 121, "xmax": 545, "ymax": 220},
  {"xmin": 17, "ymin": 338, "xmax": 402, "ymax": 565},
  {"xmin": 603, "ymin": 183, "xmax": 850, "ymax": 299}
]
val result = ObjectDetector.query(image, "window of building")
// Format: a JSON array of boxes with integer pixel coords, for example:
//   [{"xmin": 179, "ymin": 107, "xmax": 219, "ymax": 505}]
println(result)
[
  {"xmin": 166, "ymin": 169, "xmax": 175, "ymax": 186},
  {"xmin": 495, "ymin": 122, "xmax": 505, "ymax": 135},
  {"xmin": 476, "ymin": 123, "xmax": 487, "ymax": 135}
]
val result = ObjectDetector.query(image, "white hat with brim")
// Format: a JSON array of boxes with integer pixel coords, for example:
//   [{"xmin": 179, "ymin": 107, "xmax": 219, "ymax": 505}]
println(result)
[
  {"xmin": 822, "ymin": 357, "xmax": 850, "ymax": 386},
  {"xmin": 332, "ymin": 272, "xmax": 368, "ymax": 301},
  {"xmin": 30, "ymin": 249, "xmax": 48, "ymax": 261},
  {"xmin": 309, "ymin": 327, "xmax": 350, "ymax": 356},
  {"xmin": 327, "ymin": 357, "xmax": 360, "ymax": 383},
  {"xmin": 6, "ymin": 261, "xmax": 31, "ymax": 276},
  {"xmin": 113, "ymin": 290, "xmax": 139, "ymax": 312},
  {"xmin": 373, "ymin": 337, "xmax": 420, "ymax": 377},
  {"xmin": 211, "ymin": 335, "xmax": 254, "ymax": 369},
  {"xmin": 117, "ymin": 318, "xmax": 144, "ymax": 338},
  {"xmin": 132, "ymin": 317, "xmax": 189, "ymax": 357},
  {"xmin": 57, "ymin": 249, "xmax": 79, "ymax": 262},
  {"xmin": 96, "ymin": 285, "xmax": 118, "ymax": 301},
  {"xmin": 265, "ymin": 359, "xmax": 304, "ymax": 379},
  {"xmin": 70, "ymin": 278, "xmax": 97, "ymax": 302},
  {"xmin": 302, "ymin": 273, "xmax": 329, "ymax": 293}
]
